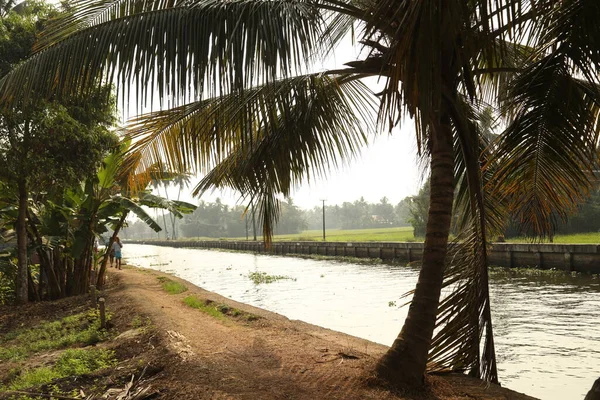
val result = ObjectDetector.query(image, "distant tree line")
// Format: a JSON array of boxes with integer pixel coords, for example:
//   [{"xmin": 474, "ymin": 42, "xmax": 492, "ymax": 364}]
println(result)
[
  {"xmin": 124, "ymin": 197, "xmax": 307, "ymax": 239},
  {"xmin": 408, "ymin": 178, "xmax": 600, "ymax": 240},
  {"xmin": 504, "ymin": 184, "xmax": 600, "ymax": 238},
  {"xmin": 303, "ymin": 196, "xmax": 412, "ymax": 230},
  {"xmin": 124, "ymin": 196, "xmax": 418, "ymax": 239},
  {"xmin": 123, "ymin": 176, "xmax": 600, "ymax": 241}
]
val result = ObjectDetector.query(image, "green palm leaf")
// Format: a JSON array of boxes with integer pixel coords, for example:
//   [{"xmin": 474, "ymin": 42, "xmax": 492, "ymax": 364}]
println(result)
[
  {"xmin": 0, "ymin": 0, "xmax": 325, "ymax": 105},
  {"xmin": 531, "ymin": 0, "xmax": 600, "ymax": 85},
  {"xmin": 168, "ymin": 74, "xmax": 376, "ymax": 243},
  {"xmin": 492, "ymin": 52, "xmax": 600, "ymax": 237},
  {"xmin": 138, "ymin": 192, "xmax": 196, "ymax": 218},
  {"xmin": 124, "ymin": 73, "xmax": 376, "ymax": 178},
  {"xmin": 117, "ymin": 196, "xmax": 162, "ymax": 231}
]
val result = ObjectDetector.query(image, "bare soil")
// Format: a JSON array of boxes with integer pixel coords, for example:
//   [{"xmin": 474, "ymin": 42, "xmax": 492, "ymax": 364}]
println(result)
[{"xmin": 0, "ymin": 265, "xmax": 538, "ymax": 400}]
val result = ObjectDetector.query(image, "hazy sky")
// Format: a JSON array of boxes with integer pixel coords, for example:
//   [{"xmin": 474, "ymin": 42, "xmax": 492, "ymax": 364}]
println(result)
[{"xmin": 290, "ymin": 130, "xmax": 423, "ymax": 208}]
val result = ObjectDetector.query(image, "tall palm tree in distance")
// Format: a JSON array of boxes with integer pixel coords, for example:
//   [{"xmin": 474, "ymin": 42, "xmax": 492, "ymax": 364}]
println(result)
[{"xmin": 1, "ymin": 0, "xmax": 599, "ymax": 388}]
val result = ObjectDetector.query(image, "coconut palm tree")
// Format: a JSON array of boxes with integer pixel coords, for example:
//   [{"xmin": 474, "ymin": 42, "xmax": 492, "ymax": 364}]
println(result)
[{"xmin": 1, "ymin": 0, "xmax": 599, "ymax": 388}]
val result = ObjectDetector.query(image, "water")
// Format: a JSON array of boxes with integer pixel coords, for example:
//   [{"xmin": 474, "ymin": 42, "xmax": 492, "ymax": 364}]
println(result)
[{"xmin": 124, "ymin": 244, "xmax": 600, "ymax": 400}]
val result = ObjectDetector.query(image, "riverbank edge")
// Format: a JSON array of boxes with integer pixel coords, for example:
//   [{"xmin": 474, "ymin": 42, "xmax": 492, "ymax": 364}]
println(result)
[
  {"xmin": 125, "ymin": 239, "xmax": 600, "ymax": 273},
  {"xmin": 120, "ymin": 262, "xmax": 538, "ymax": 400}
]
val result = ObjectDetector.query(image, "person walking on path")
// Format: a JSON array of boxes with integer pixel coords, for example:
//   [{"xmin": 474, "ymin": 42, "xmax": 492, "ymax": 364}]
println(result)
[{"xmin": 112, "ymin": 237, "xmax": 123, "ymax": 269}]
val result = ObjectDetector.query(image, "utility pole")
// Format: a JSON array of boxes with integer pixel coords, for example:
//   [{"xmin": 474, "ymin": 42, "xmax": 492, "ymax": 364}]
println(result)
[
  {"xmin": 252, "ymin": 203, "xmax": 257, "ymax": 241},
  {"xmin": 320, "ymin": 199, "xmax": 326, "ymax": 241}
]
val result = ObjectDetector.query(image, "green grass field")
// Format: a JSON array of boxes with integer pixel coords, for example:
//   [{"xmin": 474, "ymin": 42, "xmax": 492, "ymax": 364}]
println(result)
[
  {"xmin": 270, "ymin": 228, "xmax": 598, "ymax": 243},
  {"xmin": 178, "ymin": 226, "xmax": 598, "ymax": 244},
  {"xmin": 270, "ymin": 226, "xmax": 418, "ymax": 242},
  {"xmin": 505, "ymin": 232, "xmax": 599, "ymax": 244}
]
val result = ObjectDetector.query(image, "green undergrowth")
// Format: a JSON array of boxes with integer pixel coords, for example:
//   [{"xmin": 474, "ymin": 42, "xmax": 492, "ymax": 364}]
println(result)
[
  {"xmin": 0, "ymin": 310, "xmax": 111, "ymax": 362},
  {"xmin": 2, "ymin": 348, "xmax": 116, "ymax": 392},
  {"xmin": 489, "ymin": 265, "xmax": 570, "ymax": 277},
  {"xmin": 247, "ymin": 271, "xmax": 296, "ymax": 284},
  {"xmin": 157, "ymin": 276, "xmax": 188, "ymax": 294},
  {"xmin": 183, "ymin": 295, "xmax": 259, "ymax": 322}
]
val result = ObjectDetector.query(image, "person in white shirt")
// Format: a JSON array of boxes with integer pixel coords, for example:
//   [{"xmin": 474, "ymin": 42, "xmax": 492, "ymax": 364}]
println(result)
[{"xmin": 112, "ymin": 237, "xmax": 123, "ymax": 269}]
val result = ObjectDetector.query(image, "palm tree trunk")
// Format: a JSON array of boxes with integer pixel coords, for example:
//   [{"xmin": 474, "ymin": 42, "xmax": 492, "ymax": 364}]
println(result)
[
  {"xmin": 27, "ymin": 267, "xmax": 40, "ymax": 301},
  {"xmin": 252, "ymin": 204, "xmax": 257, "ymax": 241},
  {"xmin": 55, "ymin": 247, "xmax": 66, "ymax": 295},
  {"xmin": 15, "ymin": 178, "xmax": 29, "ymax": 305},
  {"xmin": 375, "ymin": 112, "xmax": 455, "ymax": 386},
  {"xmin": 171, "ymin": 185, "xmax": 183, "ymax": 239},
  {"xmin": 74, "ymin": 238, "xmax": 93, "ymax": 294},
  {"xmin": 161, "ymin": 186, "xmax": 170, "ymax": 239},
  {"xmin": 164, "ymin": 184, "xmax": 178, "ymax": 239},
  {"xmin": 27, "ymin": 213, "xmax": 61, "ymax": 299}
]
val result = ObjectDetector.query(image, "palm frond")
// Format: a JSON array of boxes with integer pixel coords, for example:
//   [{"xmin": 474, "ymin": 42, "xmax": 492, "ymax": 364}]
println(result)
[
  {"xmin": 123, "ymin": 73, "xmax": 376, "ymax": 178},
  {"xmin": 426, "ymin": 96, "xmax": 503, "ymax": 383},
  {"xmin": 36, "ymin": 0, "xmax": 184, "ymax": 51},
  {"xmin": 174, "ymin": 74, "xmax": 376, "ymax": 243},
  {"xmin": 117, "ymin": 196, "xmax": 162, "ymax": 231},
  {"xmin": 492, "ymin": 52, "xmax": 600, "ymax": 237},
  {"xmin": 531, "ymin": 0, "xmax": 600, "ymax": 86},
  {"xmin": 359, "ymin": 0, "xmax": 534, "ymax": 141},
  {"xmin": 474, "ymin": 39, "xmax": 533, "ymax": 107},
  {"xmin": 317, "ymin": 0, "xmax": 375, "ymax": 58},
  {"xmin": 428, "ymin": 227, "xmax": 497, "ymax": 382},
  {"xmin": 138, "ymin": 192, "xmax": 196, "ymax": 218},
  {"xmin": 0, "ymin": 0, "xmax": 325, "ymax": 105}
]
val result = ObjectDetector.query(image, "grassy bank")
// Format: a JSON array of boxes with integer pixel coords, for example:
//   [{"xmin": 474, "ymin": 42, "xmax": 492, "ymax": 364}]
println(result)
[
  {"xmin": 171, "ymin": 226, "xmax": 598, "ymax": 244},
  {"xmin": 505, "ymin": 232, "xmax": 599, "ymax": 244},
  {"xmin": 270, "ymin": 227, "xmax": 418, "ymax": 242},
  {"xmin": 173, "ymin": 226, "xmax": 419, "ymax": 242}
]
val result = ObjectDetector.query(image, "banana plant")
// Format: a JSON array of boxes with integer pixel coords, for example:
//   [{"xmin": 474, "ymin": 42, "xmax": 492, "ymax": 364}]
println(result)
[
  {"xmin": 92, "ymin": 141, "xmax": 196, "ymax": 288},
  {"xmin": 20, "ymin": 139, "xmax": 196, "ymax": 298}
]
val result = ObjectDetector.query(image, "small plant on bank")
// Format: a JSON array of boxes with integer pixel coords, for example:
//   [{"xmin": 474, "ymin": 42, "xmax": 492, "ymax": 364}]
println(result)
[
  {"xmin": 183, "ymin": 296, "xmax": 225, "ymax": 320},
  {"xmin": 287, "ymin": 253, "xmax": 386, "ymax": 265},
  {"xmin": 247, "ymin": 271, "xmax": 296, "ymax": 284},
  {"xmin": 489, "ymin": 265, "xmax": 579, "ymax": 278},
  {"xmin": 130, "ymin": 315, "xmax": 152, "ymax": 329},
  {"xmin": 157, "ymin": 277, "xmax": 188, "ymax": 294},
  {"xmin": 183, "ymin": 296, "xmax": 259, "ymax": 322}
]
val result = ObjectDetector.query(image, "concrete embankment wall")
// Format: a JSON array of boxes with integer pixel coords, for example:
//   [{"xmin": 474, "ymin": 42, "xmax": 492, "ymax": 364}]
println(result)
[{"xmin": 127, "ymin": 240, "xmax": 600, "ymax": 274}]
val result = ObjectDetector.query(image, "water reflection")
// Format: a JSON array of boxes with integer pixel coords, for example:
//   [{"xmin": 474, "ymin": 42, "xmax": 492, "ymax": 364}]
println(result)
[
  {"xmin": 488, "ymin": 268, "xmax": 600, "ymax": 399},
  {"xmin": 125, "ymin": 245, "xmax": 600, "ymax": 400}
]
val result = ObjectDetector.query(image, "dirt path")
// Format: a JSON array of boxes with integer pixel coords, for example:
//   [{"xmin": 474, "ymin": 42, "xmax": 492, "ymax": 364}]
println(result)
[{"xmin": 108, "ymin": 266, "xmax": 537, "ymax": 400}]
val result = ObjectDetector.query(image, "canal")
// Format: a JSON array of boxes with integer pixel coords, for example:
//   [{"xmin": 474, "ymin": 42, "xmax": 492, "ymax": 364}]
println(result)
[{"xmin": 125, "ymin": 244, "xmax": 600, "ymax": 400}]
